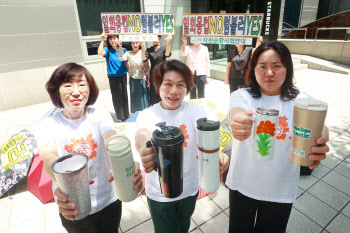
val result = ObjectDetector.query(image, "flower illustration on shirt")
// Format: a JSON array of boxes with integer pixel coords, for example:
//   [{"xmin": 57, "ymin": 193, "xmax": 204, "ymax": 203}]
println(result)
[
  {"xmin": 179, "ymin": 124, "xmax": 189, "ymax": 148},
  {"xmin": 64, "ymin": 134, "xmax": 98, "ymax": 160},
  {"xmin": 256, "ymin": 120, "xmax": 276, "ymax": 157},
  {"xmin": 276, "ymin": 116, "xmax": 289, "ymax": 140}
]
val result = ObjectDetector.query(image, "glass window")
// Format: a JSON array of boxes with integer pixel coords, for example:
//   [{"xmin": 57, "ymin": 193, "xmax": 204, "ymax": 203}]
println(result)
[
  {"xmin": 76, "ymin": 0, "xmax": 141, "ymax": 58},
  {"xmin": 76, "ymin": 0, "xmax": 141, "ymax": 36}
]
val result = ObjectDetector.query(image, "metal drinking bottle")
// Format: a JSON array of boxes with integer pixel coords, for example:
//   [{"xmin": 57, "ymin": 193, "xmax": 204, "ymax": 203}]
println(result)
[
  {"xmin": 290, "ymin": 98, "xmax": 328, "ymax": 166},
  {"xmin": 106, "ymin": 135, "xmax": 138, "ymax": 202},
  {"xmin": 52, "ymin": 153, "xmax": 91, "ymax": 220},
  {"xmin": 150, "ymin": 122, "xmax": 184, "ymax": 198},
  {"xmin": 197, "ymin": 118, "xmax": 221, "ymax": 192}
]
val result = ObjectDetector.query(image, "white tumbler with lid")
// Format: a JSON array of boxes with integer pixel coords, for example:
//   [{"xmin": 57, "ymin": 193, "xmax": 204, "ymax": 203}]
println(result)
[
  {"xmin": 197, "ymin": 118, "xmax": 221, "ymax": 192},
  {"xmin": 106, "ymin": 135, "xmax": 138, "ymax": 202}
]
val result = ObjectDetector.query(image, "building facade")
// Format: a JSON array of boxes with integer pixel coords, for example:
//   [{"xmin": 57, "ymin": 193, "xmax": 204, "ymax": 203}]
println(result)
[{"xmin": 0, "ymin": 0, "xmax": 348, "ymax": 111}]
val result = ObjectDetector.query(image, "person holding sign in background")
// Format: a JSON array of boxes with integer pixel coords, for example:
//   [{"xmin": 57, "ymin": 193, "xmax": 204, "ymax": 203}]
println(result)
[
  {"xmin": 98, "ymin": 32, "xmax": 130, "ymax": 122},
  {"xmin": 118, "ymin": 41, "xmax": 150, "ymax": 113},
  {"xmin": 226, "ymin": 41, "xmax": 329, "ymax": 233},
  {"xmin": 36, "ymin": 63, "xmax": 143, "ymax": 233},
  {"xmin": 225, "ymin": 36, "xmax": 263, "ymax": 94},
  {"xmin": 144, "ymin": 34, "xmax": 172, "ymax": 105},
  {"xmin": 180, "ymin": 35, "xmax": 211, "ymax": 99},
  {"xmin": 135, "ymin": 60, "xmax": 229, "ymax": 233}
]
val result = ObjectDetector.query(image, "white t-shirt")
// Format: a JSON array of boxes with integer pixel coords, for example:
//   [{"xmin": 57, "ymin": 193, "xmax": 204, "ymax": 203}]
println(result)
[
  {"xmin": 136, "ymin": 101, "xmax": 206, "ymax": 202},
  {"xmin": 226, "ymin": 88, "xmax": 309, "ymax": 203},
  {"xmin": 36, "ymin": 107, "xmax": 117, "ymax": 214}
]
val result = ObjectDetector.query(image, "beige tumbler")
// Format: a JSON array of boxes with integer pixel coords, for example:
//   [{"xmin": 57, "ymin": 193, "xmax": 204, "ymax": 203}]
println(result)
[{"xmin": 290, "ymin": 98, "xmax": 328, "ymax": 166}]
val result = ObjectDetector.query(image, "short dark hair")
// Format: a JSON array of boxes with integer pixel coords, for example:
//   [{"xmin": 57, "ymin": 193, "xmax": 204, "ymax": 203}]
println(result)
[
  {"xmin": 152, "ymin": 60, "xmax": 195, "ymax": 95},
  {"xmin": 246, "ymin": 41, "xmax": 299, "ymax": 101},
  {"xmin": 106, "ymin": 34, "xmax": 119, "ymax": 49},
  {"xmin": 157, "ymin": 35, "xmax": 162, "ymax": 40},
  {"xmin": 46, "ymin": 63, "xmax": 99, "ymax": 108}
]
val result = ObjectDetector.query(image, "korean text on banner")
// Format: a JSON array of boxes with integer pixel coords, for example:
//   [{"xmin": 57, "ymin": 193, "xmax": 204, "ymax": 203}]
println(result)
[
  {"xmin": 183, "ymin": 13, "xmax": 264, "ymax": 37},
  {"xmin": 101, "ymin": 13, "xmax": 175, "ymax": 35},
  {"xmin": 0, "ymin": 129, "xmax": 36, "ymax": 197},
  {"xmin": 191, "ymin": 37, "xmax": 253, "ymax": 45}
]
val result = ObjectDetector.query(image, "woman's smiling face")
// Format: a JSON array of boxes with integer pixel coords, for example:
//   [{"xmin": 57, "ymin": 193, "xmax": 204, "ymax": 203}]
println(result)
[{"xmin": 159, "ymin": 71, "xmax": 187, "ymax": 110}]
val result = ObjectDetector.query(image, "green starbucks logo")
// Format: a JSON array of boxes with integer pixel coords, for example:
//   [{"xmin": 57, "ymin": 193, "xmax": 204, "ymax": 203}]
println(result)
[{"xmin": 293, "ymin": 124, "xmax": 312, "ymax": 139}]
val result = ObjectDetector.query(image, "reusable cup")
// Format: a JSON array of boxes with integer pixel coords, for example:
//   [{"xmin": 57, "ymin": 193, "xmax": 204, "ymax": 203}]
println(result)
[
  {"xmin": 149, "ymin": 122, "xmax": 184, "ymax": 198},
  {"xmin": 244, "ymin": 108, "xmax": 279, "ymax": 161},
  {"xmin": 52, "ymin": 153, "xmax": 91, "ymax": 220},
  {"xmin": 106, "ymin": 135, "xmax": 138, "ymax": 202},
  {"xmin": 290, "ymin": 98, "xmax": 328, "ymax": 166},
  {"xmin": 197, "ymin": 118, "xmax": 221, "ymax": 192}
]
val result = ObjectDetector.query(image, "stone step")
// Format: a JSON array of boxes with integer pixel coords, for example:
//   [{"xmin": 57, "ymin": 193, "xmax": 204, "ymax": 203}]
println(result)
[
  {"xmin": 292, "ymin": 54, "xmax": 350, "ymax": 75},
  {"xmin": 294, "ymin": 63, "xmax": 309, "ymax": 72}
]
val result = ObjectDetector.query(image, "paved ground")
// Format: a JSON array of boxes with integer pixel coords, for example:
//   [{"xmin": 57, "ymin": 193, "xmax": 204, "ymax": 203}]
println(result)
[{"xmin": 0, "ymin": 68, "xmax": 350, "ymax": 233}]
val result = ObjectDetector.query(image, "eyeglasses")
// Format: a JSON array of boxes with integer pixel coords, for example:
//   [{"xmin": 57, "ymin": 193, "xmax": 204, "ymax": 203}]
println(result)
[{"xmin": 60, "ymin": 82, "xmax": 89, "ymax": 93}]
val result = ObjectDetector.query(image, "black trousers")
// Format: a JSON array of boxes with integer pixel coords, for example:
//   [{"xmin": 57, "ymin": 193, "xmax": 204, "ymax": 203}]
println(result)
[
  {"xmin": 108, "ymin": 75, "xmax": 129, "ymax": 121},
  {"xmin": 190, "ymin": 73, "xmax": 206, "ymax": 99},
  {"xmin": 229, "ymin": 78, "xmax": 245, "ymax": 94},
  {"xmin": 229, "ymin": 190, "xmax": 292, "ymax": 233},
  {"xmin": 60, "ymin": 200, "xmax": 122, "ymax": 233}
]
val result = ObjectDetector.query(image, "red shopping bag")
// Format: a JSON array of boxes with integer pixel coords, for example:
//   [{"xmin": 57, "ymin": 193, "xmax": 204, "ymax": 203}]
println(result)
[{"xmin": 27, "ymin": 154, "xmax": 54, "ymax": 203}]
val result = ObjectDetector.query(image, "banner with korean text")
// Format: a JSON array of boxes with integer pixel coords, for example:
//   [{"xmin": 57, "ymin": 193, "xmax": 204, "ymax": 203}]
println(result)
[
  {"xmin": 183, "ymin": 13, "xmax": 264, "ymax": 41},
  {"xmin": 101, "ymin": 13, "xmax": 175, "ymax": 35},
  {"xmin": 190, "ymin": 37, "xmax": 253, "ymax": 45}
]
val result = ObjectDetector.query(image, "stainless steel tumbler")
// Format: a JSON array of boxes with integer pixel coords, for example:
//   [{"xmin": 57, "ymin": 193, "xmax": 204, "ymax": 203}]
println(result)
[
  {"xmin": 197, "ymin": 118, "xmax": 221, "ymax": 192},
  {"xmin": 52, "ymin": 153, "xmax": 91, "ymax": 220}
]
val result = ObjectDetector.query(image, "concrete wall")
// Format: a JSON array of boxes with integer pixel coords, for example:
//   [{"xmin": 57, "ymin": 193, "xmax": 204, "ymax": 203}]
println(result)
[
  {"xmin": 279, "ymin": 39, "xmax": 350, "ymax": 66},
  {"xmin": 299, "ymin": 0, "xmax": 320, "ymax": 27},
  {"xmin": 0, "ymin": 0, "xmax": 190, "ymax": 111},
  {"xmin": 0, "ymin": 0, "xmax": 84, "ymax": 111}
]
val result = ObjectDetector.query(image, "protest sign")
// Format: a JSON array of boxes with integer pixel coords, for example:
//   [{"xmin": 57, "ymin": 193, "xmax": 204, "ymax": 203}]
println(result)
[
  {"xmin": 183, "ymin": 13, "xmax": 264, "ymax": 37},
  {"xmin": 191, "ymin": 37, "xmax": 252, "ymax": 45},
  {"xmin": 0, "ymin": 129, "xmax": 36, "ymax": 197},
  {"xmin": 101, "ymin": 13, "xmax": 175, "ymax": 35},
  {"xmin": 119, "ymin": 34, "xmax": 158, "ymax": 42}
]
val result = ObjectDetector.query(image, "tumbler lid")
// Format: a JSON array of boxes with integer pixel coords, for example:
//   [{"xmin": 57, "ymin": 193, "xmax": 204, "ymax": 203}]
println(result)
[
  {"xmin": 256, "ymin": 108, "xmax": 279, "ymax": 116},
  {"xmin": 151, "ymin": 122, "xmax": 184, "ymax": 146},
  {"xmin": 294, "ymin": 98, "xmax": 328, "ymax": 111},
  {"xmin": 197, "ymin": 118, "xmax": 220, "ymax": 131},
  {"xmin": 106, "ymin": 135, "xmax": 131, "ymax": 158}
]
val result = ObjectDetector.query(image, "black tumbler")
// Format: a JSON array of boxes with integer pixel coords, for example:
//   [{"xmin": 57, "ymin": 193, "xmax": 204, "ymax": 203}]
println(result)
[{"xmin": 149, "ymin": 122, "xmax": 184, "ymax": 198}]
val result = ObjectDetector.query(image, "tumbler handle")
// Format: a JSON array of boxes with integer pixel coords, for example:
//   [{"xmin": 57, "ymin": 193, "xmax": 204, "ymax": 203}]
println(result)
[
  {"xmin": 146, "ymin": 140, "xmax": 157, "ymax": 172},
  {"xmin": 242, "ymin": 115, "xmax": 255, "ymax": 147}
]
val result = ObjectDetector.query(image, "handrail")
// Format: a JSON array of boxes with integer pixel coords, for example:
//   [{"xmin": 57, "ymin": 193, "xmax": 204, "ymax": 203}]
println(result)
[
  {"xmin": 279, "ymin": 28, "xmax": 307, "ymax": 40},
  {"xmin": 315, "ymin": 27, "xmax": 350, "ymax": 40}
]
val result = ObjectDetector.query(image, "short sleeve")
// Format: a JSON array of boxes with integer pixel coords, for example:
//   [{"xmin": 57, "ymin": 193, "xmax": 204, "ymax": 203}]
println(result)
[
  {"xmin": 190, "ymin": 103, "xmax": 207, "ymax": 128},
  {"xmin": 94, "ymin": 108, "xmax": 115, "ymax": 135},
  {"xmin": 135, "ymin": 109, "xmax": 151, "ymax": 132},
  {"xmin": 180, "ymin": 46, "xmax": 189, "ymax": 56},
  {"xmin": 35, "ymin": 117, "xmax": 57, "ymax": 150},
  {"xmin": 229, "ymin": 89, "xmax": 251, "ymax": 112}
]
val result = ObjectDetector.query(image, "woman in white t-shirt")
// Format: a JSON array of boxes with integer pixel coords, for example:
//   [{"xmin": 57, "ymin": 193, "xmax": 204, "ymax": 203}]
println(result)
[
  {"xmin": 135, "ymin": 59, "xmax": 229, "ymax": 233},
  {"xmin": 36, "ymin": 63, "xmax": 143, "ymax": 233},
  {"xmin": 226, "ymin": 41, "xmax": 329, "ymax": 233}
]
